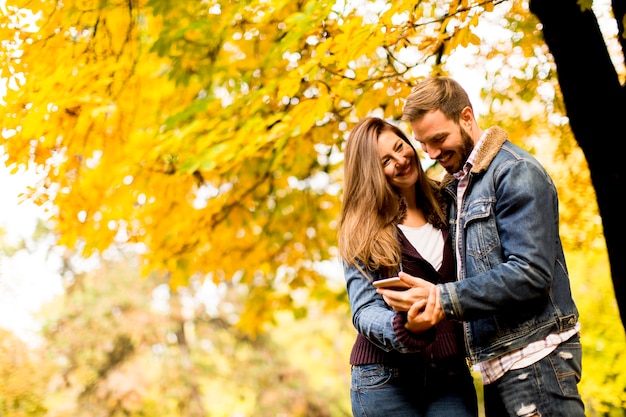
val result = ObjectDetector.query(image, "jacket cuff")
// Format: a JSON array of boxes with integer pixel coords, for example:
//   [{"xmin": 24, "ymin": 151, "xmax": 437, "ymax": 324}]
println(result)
[{"xmin": 439, "ymin": 282, "xmax": 460, "ymax": 320}]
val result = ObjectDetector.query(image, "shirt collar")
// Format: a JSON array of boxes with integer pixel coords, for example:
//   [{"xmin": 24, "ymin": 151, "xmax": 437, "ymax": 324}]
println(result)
[{"xmin": 452, "ymin": 130, "xmax": 488, "ymax": 180}]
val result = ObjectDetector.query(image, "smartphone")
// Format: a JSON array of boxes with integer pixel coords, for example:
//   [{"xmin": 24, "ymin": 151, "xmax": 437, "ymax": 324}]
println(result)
[{"xmin": 373, "ymin": 277, "xmax": 411, "ymax": 290}]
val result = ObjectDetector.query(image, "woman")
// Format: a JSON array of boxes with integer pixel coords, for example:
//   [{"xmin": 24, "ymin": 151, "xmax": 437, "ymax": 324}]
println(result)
[{"xmin": 338, "ymin": 117, "xmax": 477, "ymax": 417}]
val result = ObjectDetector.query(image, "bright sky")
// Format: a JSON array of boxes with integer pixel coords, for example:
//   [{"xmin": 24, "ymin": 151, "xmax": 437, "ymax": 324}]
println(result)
[{"xmin": 0, "ymin": 160, "xmax": 63, "ymax": 343}]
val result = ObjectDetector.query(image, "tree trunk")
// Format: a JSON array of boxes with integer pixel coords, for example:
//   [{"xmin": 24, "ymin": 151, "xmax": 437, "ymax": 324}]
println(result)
[{"xmin": 529, "ymin": 0, "xmax": 626, "ymax": 332}]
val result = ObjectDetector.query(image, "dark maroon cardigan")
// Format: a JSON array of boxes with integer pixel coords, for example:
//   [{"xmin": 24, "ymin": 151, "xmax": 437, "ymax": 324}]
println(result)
[{"xmin": 349, "ymin": 228, "xmax": 466, "ymax": 366}]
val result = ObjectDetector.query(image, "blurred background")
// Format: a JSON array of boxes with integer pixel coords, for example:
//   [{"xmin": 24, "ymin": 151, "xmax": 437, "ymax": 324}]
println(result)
[{"xmin": 1, "ymin": 0, "xmax": 625, "ymax": 416}]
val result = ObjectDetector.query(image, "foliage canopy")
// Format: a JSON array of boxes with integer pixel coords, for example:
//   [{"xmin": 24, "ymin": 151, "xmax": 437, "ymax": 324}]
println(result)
[
  {"xmin": 0, "ymin": 0, "xmax": 505, "ymax": 334},
  {"xmin": 0, "ymin": 0, "xmax": 617, "ymax": 334},
  {"xmin": 1, "ymin": 0, "xmax": 626, "ymax": 413}
]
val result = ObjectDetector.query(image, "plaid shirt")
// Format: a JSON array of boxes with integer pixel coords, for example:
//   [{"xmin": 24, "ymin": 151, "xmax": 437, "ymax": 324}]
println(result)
[
  {"xmin": 453, "ymin": 130, "xmax": 579, "ymax": 385},
  {"xmin": 453, "ymin": 132, "xmax": 487, "ymax": 272},
  {"xmin": 474, "ymin": 323, "xmax": 580, "ymax": 384}
]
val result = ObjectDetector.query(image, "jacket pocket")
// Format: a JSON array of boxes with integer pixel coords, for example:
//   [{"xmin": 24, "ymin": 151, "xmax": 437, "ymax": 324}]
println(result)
[
  {"xmin": 351, "ymin": 364, "xmax": 396, "ymax": 390},
  {"xmin": 463, "ymin": 199, "xmax": 500, "ymax": 262}
]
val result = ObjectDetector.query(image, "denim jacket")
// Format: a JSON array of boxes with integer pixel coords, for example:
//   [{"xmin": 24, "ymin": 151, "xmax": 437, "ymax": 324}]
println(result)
[{"xmin": 439, "ymin": 126, "xmax": 579, "ymax": 365}]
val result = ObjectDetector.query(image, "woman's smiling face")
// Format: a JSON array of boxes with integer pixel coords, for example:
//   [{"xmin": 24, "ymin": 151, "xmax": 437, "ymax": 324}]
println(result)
[{"xmin": 377, "ymin": 130, "xmax": 418, "ymax": 192}]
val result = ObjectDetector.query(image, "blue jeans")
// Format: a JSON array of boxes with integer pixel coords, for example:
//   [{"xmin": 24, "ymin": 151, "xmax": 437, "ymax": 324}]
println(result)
[
  {"xmin": 350, "ymin": 358, "xmax": 478, "ymax": 417},
  {"xmin": 483, "ymin": 335, "xmax": 585, "ymax": 417}
]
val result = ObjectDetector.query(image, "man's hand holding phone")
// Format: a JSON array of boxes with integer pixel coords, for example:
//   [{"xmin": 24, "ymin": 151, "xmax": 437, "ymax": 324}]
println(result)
[
  {"xmin": 405, "ymin": 285, "xmax": 444, "ymax": 333},
  {"xmin": 376, "ymin": 272, "xmax": 445, "ymax": 332},
  {"xmin": 376, "ymin": 272, "xmax": 432, "ymax": 311}
]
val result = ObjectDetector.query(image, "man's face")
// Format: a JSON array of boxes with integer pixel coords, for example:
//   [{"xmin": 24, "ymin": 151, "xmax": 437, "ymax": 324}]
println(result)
[{"xmin": 409, "ymin": 109, "xmax": 475, "ymax": 174}]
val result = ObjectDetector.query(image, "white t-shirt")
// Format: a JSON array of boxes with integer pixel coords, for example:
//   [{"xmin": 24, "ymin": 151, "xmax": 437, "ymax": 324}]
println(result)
[{"xmin": 398, "ymin": 223, "xmax": 444, "ymax": 270}]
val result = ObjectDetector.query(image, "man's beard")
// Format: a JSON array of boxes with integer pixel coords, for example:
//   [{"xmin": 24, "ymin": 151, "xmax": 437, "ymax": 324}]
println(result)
[
  {"xmin": 458, "ymin": 127, "xmax": 475, "ymax": 167},
  {"xmin": 442, "ymin": 126, "xmax": 475, "ymax": 174}
]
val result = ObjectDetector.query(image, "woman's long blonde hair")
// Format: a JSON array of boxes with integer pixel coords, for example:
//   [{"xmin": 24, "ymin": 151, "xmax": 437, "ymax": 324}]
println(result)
[{"xmin": 337, "ymin": 117, "xmax": 447, "ymax": 278}]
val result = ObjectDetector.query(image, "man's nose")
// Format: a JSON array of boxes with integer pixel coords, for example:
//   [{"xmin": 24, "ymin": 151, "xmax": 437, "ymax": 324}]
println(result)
[{"xmin": 422, "ymin": 144, "xmax": 440, "ymax": 160}]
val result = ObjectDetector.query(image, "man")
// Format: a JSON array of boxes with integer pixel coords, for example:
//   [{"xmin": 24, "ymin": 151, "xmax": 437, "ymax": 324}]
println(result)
[{"xmin": 379, "ymin": 76, "xmax": 584, "ymax": 417}]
